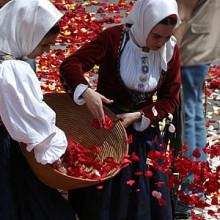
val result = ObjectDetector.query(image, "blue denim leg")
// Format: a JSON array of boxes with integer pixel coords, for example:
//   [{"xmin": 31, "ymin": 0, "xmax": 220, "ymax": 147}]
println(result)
[{"xmin": 181, "ymin": 65, "xmax": 209, "ymax": 161}]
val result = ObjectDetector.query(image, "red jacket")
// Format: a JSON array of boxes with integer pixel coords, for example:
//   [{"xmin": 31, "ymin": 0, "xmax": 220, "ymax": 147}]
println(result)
[{"xmin": 60, "ymin": 24, "xmax": 181, "ymax": 124}]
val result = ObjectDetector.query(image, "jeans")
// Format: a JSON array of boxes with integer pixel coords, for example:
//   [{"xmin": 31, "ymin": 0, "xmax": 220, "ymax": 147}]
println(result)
[{"xmin": 181, "ymin": 65, "xmax": 209, "ymax": 161}]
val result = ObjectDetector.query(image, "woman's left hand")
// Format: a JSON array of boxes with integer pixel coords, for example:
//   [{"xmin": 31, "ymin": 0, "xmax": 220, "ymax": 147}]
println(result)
[
  {"xmin": 52, "ymin": 158, "xmax": 67, "ymax": 174},
  {"xmin": 116, "ymin": 112, "xmax": 141, "ymax": 128}
]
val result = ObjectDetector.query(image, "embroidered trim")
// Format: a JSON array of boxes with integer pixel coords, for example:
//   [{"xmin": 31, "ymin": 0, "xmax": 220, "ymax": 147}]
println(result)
[
  {"xmin": 115, "ymin": 25, "xmax": 166, "ymax": 111},
  {"xmin": 0, "ymin": 52, "xmax": 16, "ymax": 64}
]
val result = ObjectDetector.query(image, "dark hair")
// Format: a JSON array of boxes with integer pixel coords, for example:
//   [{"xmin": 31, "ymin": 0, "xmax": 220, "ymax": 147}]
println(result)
[
  {"xmin": 159, "ymin": 15, "xmax": 177, "ymax": 26},
  {"xmin": 45, "ymin": 23, "xmax": 60, "ymax": 37}
]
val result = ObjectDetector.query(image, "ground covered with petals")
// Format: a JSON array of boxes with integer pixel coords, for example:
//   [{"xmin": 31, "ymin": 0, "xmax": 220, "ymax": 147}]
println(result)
[{"xmin": 37, "ymin": 1, "xmax": 220, "ymax": 219}]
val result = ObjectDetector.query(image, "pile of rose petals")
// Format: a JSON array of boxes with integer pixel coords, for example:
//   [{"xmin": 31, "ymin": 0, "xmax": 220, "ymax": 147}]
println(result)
[
  {"xmin": 61, "ymin": 139, "xmax": 119, "ymax": 180},
  {"xmin": 91, "ymin": 114, "xmax": 113, "ymax": 129},
  {"xmin": 58, "ymin": 115, "xmax": 130, "ymax": 180}
]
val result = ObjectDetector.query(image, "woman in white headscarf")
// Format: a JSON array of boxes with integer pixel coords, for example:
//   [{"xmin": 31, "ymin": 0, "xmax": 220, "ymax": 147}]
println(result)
[
  {"xmin": 60, "ymin": 0, "xmax": 181, "ymax": 219},
  {"xmin": 0, "ymin": 0, "xmax": 75, "ymax": 219}
]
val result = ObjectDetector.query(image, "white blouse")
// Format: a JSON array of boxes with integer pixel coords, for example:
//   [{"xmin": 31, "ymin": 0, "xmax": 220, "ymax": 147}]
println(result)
[
  {"xmin": 120, "ymin": 38, "xmax": 161, "ymax": 93},
  {"xmin": 0, "ymin": 60, "xmax": 67, "ymax": 165}
]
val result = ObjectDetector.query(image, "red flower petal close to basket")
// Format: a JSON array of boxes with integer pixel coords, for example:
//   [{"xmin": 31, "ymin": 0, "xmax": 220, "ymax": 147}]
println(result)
[
  {"xmin": 61, "ymin": 139, "xmax": 121, "ymax": 180},
  {"xmin": 91, "ymin": 114, "xmax": 113, "ymax": 129}
]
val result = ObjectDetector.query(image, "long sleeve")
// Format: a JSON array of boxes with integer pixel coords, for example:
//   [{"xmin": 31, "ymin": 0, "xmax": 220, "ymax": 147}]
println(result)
[
  {"xmin": 60, "ymin": 28, "xmax": 109, "ymax": 91},
  {"xmin": 0, "ymin": 60, "xmax": 67, "ymax": 164}
]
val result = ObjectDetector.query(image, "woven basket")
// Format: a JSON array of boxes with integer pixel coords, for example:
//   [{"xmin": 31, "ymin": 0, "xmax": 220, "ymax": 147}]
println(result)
[{"xmin": 20, "ymin": 93, "xmax": 128, "ymax": 191}]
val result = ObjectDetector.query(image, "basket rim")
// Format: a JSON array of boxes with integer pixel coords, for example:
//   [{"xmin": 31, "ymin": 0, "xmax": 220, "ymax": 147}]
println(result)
[
  {"xmin": 20, "ymin": 93, "xmax": 129, "ymax": 189},
  {"xmin": 52, "ymin": 165, "xmax": 122, "ymax": 182}
]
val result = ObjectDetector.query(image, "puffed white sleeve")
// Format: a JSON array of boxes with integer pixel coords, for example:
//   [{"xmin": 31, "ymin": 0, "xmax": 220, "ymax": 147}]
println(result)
[{"xmin": 0, "ymin": 60, "xmax": 67, "ymax": 165}]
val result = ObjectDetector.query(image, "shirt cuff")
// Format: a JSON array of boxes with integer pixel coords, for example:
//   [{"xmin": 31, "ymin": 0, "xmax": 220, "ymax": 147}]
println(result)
[
  {"xmin": 133, "ymin": 115, "xmax": 151, "ymax": 132},
  {"xmin": 28, "ymin": 127, "xmax": 67, "ymax": 165},
  {"xmin": 73, "ymin": 84, "xmax": 88, "ymax": 105}
]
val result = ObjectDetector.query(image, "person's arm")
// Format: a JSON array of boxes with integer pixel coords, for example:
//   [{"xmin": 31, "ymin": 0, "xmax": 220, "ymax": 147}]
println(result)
[
  {"xmin": 174, "ymin": 0, "xmax": 199, "ymax": 45},
  {"xmin": 60, "ymin": 28, "xmax": 116, "ymax": 122},
  {"xmin": 0, "ymin": 60, "xmax": 67, "ymax": 165},
  {"xmin": 60, "ymin": 29, "xmax": 109, "ymax": 91}
]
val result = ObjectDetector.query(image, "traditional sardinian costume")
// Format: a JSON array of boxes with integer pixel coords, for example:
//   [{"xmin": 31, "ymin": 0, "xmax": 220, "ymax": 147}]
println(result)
[
  {"xmin": 0, "ymin": 1, "xmax": 75, "ymax": 219},
  {"xmin": 60, "ymin": 0, "xmax": 181, "ymax": 219}
]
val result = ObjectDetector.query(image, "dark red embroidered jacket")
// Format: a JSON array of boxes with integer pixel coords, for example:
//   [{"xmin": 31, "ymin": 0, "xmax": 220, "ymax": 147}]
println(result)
[{"xmin": 60, "ymin": 24, "xmax": 181, "ymax": 124}]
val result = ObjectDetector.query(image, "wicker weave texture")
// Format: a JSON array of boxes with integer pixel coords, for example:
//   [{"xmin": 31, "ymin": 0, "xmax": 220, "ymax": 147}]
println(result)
[{"xmin": 21, "ymin": 93, "xmax": 128, "ymax": 190}]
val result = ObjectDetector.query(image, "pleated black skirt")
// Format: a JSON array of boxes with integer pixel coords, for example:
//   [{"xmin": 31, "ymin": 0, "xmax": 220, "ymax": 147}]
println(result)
[
  {"xmin": 69, "ymin": 126, "xmax": 173, "ymax": 220},
  {"xmin": 0, "ymin": 125, "xmax": 75, "ymax": 220}
]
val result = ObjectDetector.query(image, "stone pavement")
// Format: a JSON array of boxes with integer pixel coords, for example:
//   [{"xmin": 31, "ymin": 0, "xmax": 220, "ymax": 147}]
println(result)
[{"xmin": 175, "ymin": 70, "xmax": 220, "ymax": 220}]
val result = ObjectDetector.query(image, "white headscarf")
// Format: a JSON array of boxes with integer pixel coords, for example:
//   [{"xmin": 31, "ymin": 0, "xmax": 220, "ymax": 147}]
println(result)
[
  {"xmin": 120, "ymin": 0, "xmax": 180, "ymax": 93},
  {"xmin": 0, "ymin": 0, "xmax": 67, "ymax": 164},
  {"xmin": 126, "ymin": 0, "xmax": 180, "ymax": 48},
  {"xmin": 0, "ymin": 0, "xmax": 62, "ymax": 58}
]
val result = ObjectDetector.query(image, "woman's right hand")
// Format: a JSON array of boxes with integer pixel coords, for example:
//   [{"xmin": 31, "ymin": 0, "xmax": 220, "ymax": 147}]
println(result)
[{"xmin": 82, "ymin": 88, "xmax": 113, "ymax": 123}]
